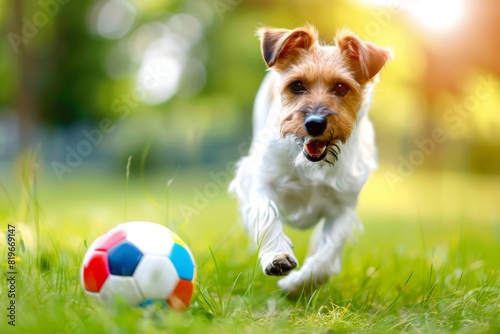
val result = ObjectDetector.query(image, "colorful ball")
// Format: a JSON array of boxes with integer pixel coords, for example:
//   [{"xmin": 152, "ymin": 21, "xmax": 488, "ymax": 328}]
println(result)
[{"xmin": 81, "ymin": 221, "xmax": 196, "ymax": 310}]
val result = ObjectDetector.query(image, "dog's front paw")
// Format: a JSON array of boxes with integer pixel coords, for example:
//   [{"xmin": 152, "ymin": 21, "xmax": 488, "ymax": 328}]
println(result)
[{"xmin": 264, "ymin": 254, "xmax": 297, "ymax": 276}]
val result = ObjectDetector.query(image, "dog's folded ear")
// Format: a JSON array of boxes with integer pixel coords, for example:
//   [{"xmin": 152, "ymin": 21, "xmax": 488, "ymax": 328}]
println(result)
[
  {"xmin": 258, "ymin": 25, "xmax": 318, "ymax": 70},
  {"xmin": 336, "ymin": 29, "xmax": 392, "ymax": 83}
]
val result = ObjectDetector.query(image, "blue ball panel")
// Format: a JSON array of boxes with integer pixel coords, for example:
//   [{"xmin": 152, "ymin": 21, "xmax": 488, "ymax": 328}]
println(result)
[
  {"xmin": 108, "ymin": 241, "xmax": 143, "ymax": 276},
  {"xmin": 169, "ymin": 243, "xmax": 194, "ymax": 280}
]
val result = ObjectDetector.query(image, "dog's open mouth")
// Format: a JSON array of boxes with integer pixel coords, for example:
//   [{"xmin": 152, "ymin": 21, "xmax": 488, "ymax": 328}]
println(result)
[{"xmin": 302, "ymin": 138, "xmax": 329, "ymax": 162}]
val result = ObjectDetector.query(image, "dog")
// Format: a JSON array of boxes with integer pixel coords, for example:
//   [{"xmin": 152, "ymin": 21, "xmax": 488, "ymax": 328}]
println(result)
[{"xmin": 229, "ymin": 24, "xmax": 390, "ymax": 295}]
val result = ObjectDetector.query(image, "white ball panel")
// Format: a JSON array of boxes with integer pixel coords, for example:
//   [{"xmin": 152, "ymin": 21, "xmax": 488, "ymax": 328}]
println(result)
[
  {"xmin": 99, "ymin": 275, "xmax": 143, "ymax": 306},
  {"xmin": 133, "ymin": 255, "xmax": 179, "ymax": 299},
  {"xmin": 121, "ymin": 222, "xmax": 174, "ymax": 256}
]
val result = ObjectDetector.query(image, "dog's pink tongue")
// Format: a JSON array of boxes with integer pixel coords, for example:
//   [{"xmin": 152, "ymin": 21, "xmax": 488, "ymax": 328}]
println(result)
[{"xmin": 304, "ymin": 140, "xmax": 327, "ymax": 157}]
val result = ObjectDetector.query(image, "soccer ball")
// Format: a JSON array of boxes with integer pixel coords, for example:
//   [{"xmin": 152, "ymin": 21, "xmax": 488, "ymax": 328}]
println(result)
[{"xmin": 81, "ymin": 221, "xmax": 196, "ymax": 310}]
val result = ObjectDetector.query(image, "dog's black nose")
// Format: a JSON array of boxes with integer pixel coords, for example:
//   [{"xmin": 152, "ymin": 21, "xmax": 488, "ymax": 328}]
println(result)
[{"xmin": 304, "ymin": 115, "xmax": 327, "ymax": 136}]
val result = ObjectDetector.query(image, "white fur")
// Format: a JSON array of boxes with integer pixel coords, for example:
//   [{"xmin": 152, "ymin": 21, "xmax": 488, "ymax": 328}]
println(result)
[{"xmin": 229, "ymin": 70, "xmax": 378, "ymax": 294}]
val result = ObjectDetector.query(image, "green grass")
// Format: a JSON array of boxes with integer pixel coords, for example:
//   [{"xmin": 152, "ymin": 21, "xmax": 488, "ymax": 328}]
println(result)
[{"xmin": 0, "ymin": 161, "xmax": 499, "ymax": 333}]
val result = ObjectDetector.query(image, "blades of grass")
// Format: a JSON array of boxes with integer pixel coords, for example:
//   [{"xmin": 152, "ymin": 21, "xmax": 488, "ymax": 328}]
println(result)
[
  {"xmin": 165, "ymin": 166, "xmax": 180, "ymax": 231},
  {"xmin": 294, "ymin": 287, "xmax": 306, "ymax": 309},
  {"xmin": 376, "ymin": 270, "xmax": 414, "ymax": 320},
  {"xmin": 422, "ymin": 245, "xmax": 436, "ymax": 309},
  {"xmin": 124, "ymin": 155, "xmax": 132, "ymax": 221},
  {"xmin": 164, "ymin": 178, "xmax": 172, "ymax": 228},
  {"xmin": 351, "ymin": 266, "xmax": 378, "ymax": 307},
  {"xmin": 32, "ymin": 144, "xmax": 41, "ymax": 259},
  {"xmin": 306, "ymin": 286, "xmax": 322, "ymax": 312},
  {"xmin": 21, "ymin": 147, "xmax": 34, "ymax": 231},
  {"xmin": 302, "ymin": 272, "xmax": 319, "ymax": 312},
  {"xmin": 139, "ymin": 137, "xmax": 160, "ymax": 209},
  {"xmin": 47, "ymin": 234, "xmax": 64, "ymax": 294},
  {"xmin": 473, "ymin": 266, "xmax": 497, "ymax": 313},
  {"xmin": 423, "ymin": 282, "xmax": 437, "ymax": 310},
  {"xmin": 194, "ymin": 284, "xmax": 219, "ymax": 315},
  {"xmin": 208, "ymin": 247, "xmax": 224, "ymax": 315},
  {"xmin": 138, "ymin": 138, "xmax": 180, "ymax": 229},
  {"xmin": 225, "ymin": 272, "xmax": 242, "ymax": 317},
  {"xmin": 241, "ymin": 245, "xmax": 261, "ymax": 319},
  {"xmin": 197, "ymin": 223, "xmax": 240, "ymax": 267},
  {"xmin": 21, "ymin": 145, "xmax": 43, "ymax": 279},
  {"xmin": 0, "ymin": 180, "xmax": 15, "ymax": 217},
  {"xmin": 454, "ymin": 269, "xmax": 464, "ymax": 293},
  {"xmin": 20, "ymin": 148, "xmax": 32, "ymax": 216},
  {"xmin": 243, "ymin": 248, "xmax": 260, "ymax": 299}
]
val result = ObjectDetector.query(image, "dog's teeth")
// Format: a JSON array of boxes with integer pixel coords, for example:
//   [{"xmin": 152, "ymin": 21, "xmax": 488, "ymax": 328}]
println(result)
[{"xmin": 321, "ymin": 145, "xmax": 326, "ymax": 154}]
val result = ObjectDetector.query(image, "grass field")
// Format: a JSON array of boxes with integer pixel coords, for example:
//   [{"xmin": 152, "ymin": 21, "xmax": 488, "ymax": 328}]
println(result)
[{"xmin": 0, "ymin": 161, "xmax": 499, "ymax": 333}]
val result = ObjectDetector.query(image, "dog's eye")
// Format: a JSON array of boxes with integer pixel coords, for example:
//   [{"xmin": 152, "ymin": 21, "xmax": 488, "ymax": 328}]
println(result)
[
  {"xmin": 289, "ymin": 81, "xmax": 307, "ymax": 94},
  {"xmin": 333, "ymin": 83, "xmax": 349, "ymax": 96}
]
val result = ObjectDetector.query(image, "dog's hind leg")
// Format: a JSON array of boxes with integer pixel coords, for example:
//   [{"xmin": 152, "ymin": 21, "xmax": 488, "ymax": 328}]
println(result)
[{"xmin": 277, "ymin": 207, "xmax": 357, "ymax": 296}]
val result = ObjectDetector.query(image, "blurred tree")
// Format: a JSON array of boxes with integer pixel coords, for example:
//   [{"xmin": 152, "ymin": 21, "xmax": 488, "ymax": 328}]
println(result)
[
  {"xmin": 1, "ymin": 0, "xmax": 498, "ymax": 173},
  {"xmin": 38, "ymin": 2, "xmax": 109, "ymax": 126},
  {"xmin": 6, "ymin": 0, "xmax": 113, "ymax": 147}
]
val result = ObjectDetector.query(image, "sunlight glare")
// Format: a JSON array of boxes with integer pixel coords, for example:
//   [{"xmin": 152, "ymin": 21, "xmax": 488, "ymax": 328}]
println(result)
[
  {"xmin": 407, "ymin": 0, "xmax": 466, "ymax": 31},
  {"xmin": 358, "ymin": 0, "xmax": 466, "ymax": 32}
]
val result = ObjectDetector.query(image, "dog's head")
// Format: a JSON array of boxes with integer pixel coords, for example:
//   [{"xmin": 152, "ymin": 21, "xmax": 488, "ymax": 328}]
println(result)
[{"xmin": 258, "ymin": 24, "xmax": 391, "ymax": 163}]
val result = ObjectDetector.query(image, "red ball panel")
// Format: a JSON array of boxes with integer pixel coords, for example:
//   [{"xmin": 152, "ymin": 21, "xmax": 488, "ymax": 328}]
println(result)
[
  {"xmin": 166, "ymin": 279, "xmax": 195, "ymax": 311},
  {"xmin": 83, "ymin": 250, "xmax": 110, "ymax": 292},
  {"xmin": 94, "ymin": 228, "xmax": 127, "ymax": 252}
]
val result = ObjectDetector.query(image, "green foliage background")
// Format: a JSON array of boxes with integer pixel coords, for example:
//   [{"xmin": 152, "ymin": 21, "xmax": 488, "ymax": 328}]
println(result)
[{"xmin": 1, "ymin": 0, "xmax": 499, "ymax": 171}]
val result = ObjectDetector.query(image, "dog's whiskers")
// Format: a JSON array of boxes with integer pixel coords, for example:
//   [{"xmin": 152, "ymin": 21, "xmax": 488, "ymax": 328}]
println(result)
[{"xmin": 325, "ymin": 141, "xmax": 341, "ymax": 165}]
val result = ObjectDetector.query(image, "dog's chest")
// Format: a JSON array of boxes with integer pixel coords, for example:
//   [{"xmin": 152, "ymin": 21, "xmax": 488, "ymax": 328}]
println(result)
[{"xmin": 270, "ymin": 171, "xmax": 342, "ymax": 228}]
